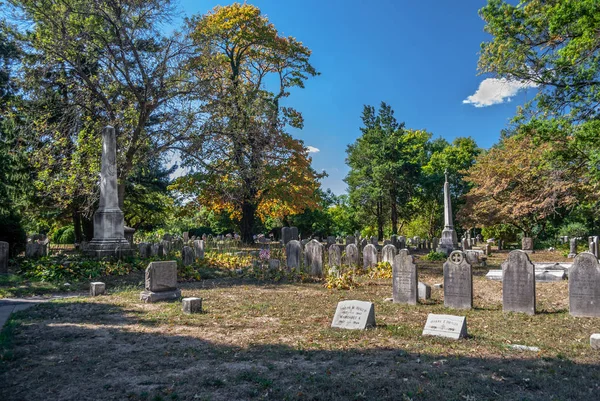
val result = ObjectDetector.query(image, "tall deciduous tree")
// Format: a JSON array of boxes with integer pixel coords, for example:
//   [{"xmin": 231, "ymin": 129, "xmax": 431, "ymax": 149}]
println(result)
[
  {"xmin": 458, "ymin": 135, "xmax": 593, "ymax": 237},
  {"xmin": 183, "ymin": 3, "xmax": 320, "ymax": 243},
  {"xmin": 9, "ymin": 0, "xmax": 196, "ymax": 209}
]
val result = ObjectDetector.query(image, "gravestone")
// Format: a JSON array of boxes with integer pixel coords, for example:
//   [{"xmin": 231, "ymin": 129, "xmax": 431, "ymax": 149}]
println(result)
[
  {"xmin": 304, "ymin": 239, "xmax": 323, "ymax": 277},
  {"xmin": 183, "ymin": 232, "xmax": 189, "ymax": 242},
  {"xmin": 182, "ymin": 297, "xmax": 202, "ymax": 314},
  {"xmin": 461, "ymin": 238, "xmax": 470, "ymax": 251},
  {"xmin": 383, "ymin": 239, "xmax": 391, "ymax": 246},
  {"xmin": 393, "ymin": 250, "xmax": 418, "ymax": 305},
  {"xmin": 87, "ymin": 126, "xmax": 132, "ymax": 258},
  {"xmin": 25, "ymin": 242, "xmax": 46, "ymax": 259},
  {"xmin": 345, "ymin": 243, "xmax": 359, "ymax": 269},
  {"xmin": 432, "ymin": 237, "xmax": 439, "ymax": 253},
  {"xmin": 443, "ymin": 251, "xmax": 473, "ymax": 310},
  {"xmin": 193, "ymin": 240, "xmax": 204, "ymax": 259},
  {"xmin": 138, "ymin": 243, "xmax": 151, "ymax": 259},
  {"xmin": 502, "ymin": 250, "xmax": 535, "ymax": 315},
  {"xmin": 359, "ymin": 238, "xmax": 368, "ymax": 251},
  {"xmin": 381, "ymin": 244, "xmax": 397, "ymax": 265},
  {"xmin": 182, "ymin": 246, "xmax": 194, "ymax": 266},
  {"xmin": 484, "ymin": 243, "xmax": 492, "ymax": 256},
  {"xmin": 398, "ymin": 236, "xmax": 406, "ymax": 250},
  {"xmin": 140, "ymin": 261, "xmax": 181, "ymax": 303},
  {"xmin": 281, "ymin": 227, "xmax": 292, "ymax": 245},
  {"xmin": 418, "ymin": 282, "xmax": 431, "ymax": 300},
  {"xmin": 327, "ymin": 236, "xmax": 336, "ymax": 247},
  {"xmin": 422, "ymin": 314, "xmax": 467, "ymax": 340},
  {"xmin": 569, "ymin": 252, "xmax": 600, "ymax": 317},
  {"xmin": 0, "ymin": 241, "xmax": 8, "ymax": 274},
  {"xmin": 568, "ymin": 238, "xmax": 578, "ymax": 258},
  {"xmin": 331, "ymin": 300, "xmax": 375, "ymax": 330},
  {"xmin": 521, "ymin": 237, "xmax": 534, "ymax": 253},
  {"xmin": 370, "ymin": 236, "xmax": 378, "ymax": 247},
  {"xmin": 150, "ymin": 243, "xmax": 163, "ymax": 257},
  {"xmin": 285, "ymin": 240, "xmax": 302, "ymax": 269},
  {"xmin": 588, "ymin": 236, "xmax": 598, "ymax": 258},
  {"xmin": 90, "ymin": 282, "xmax": 105, "ymax": 296},
  {"xmin": 290, "ymin": 227, "xmax": 299, "ymax": 241},
  {"xmin": 362, "ymin": 244, "xmax": 378, "ymax": 269},
  {"xmin": 328, "ymin": 244, "xmax": 342, "ymax": 268},
  {"xmin": 345, "ymin": 235, "xmax": 355, "ymax": 246},
  {"xmin": 268, "ymin": 259, "xmax": 280, "ymax": 270}
]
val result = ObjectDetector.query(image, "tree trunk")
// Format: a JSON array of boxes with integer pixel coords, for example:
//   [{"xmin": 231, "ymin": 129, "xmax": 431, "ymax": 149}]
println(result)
[
  {"xmin": 377, "ymin": 199, "xmax": 384, "ymax": 241},
  {"xmin": 390, "ymin": 189, "xmax": 398, "ymax": 235},
  {"xmin": 240, "ymin": 200, "xmax": 257, "ymax": 244},
  {"xmin": 82, "ymin": 215, "xmax": 94, "ymax": 241},
  {"xmin": 73, "ymin": 211, "xmax": 83, "ymax": 244}
]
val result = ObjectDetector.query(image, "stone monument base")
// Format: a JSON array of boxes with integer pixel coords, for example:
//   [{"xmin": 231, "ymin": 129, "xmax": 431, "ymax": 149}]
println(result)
[
  {"xmin": 86, "ymin": 238, "xmax": 133, "ymax": 258},
  {"xmin": 140, "ymin": 289, "xmax": 181, "ymax": 303}
]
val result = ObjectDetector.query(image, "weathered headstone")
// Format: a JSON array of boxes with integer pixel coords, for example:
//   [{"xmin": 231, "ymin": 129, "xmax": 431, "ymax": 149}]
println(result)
[
  {"xmin": 370, "ymin": 236, "xmax": 378, "ymax": 247},
  {"xmin": 150, "ymin": 243, "xmax": 163, "ymax": 257},
  {"xmin": 345, "ymin": 235, "xmax": 355, "ymax": 246},
  {"xmin": 331, "ymin": 300, "xmax": 375, "ymax": 330},
  {"xmin": 502, "ymin": 250, "xmax": 535, "ymax": 315},
  {"xmin": 418, "ymin": 282, "xmax": 431, "ymax": 300},
  {"xmin": 0, "ymin": 241, "xmax": 8, "ymax": 274},
  {"xmin": 383, "ymin": 239, "xmax": 391, "ymax": 246},
  {"xmin": 392, "ymin": 250, "xmax": 418, "ymax": 305},
  {"xmin": 182, "ymin": 246, "xmax": 194, "ymax": 266},
  {"xmin": 285, "ymin": 240, "xmax": 302, "ymax": 269},
  {"xmin": 87, "ymin": 126, "xmax": 132, "ymax": 258},
  {"xmin": 345, "ymin": 243, "xmax": 359, "ymax": 269},
  {"xmin": 138, "ymin": 242, "xmax": 151, "ymax": 259},
  {"xmin": 359, "ymin": 238, "xmax": 368, "ymax": 251},
  {"xmin": 362, "ymin": 244, "xmax": 378, "ymax": 269},
  {"xmin": 183, "ymin": 232, "xmax": 189, "ymax": 242},
  {"xmin": 381, "ymin": 244, "xmax": 397, "ymax": 265},
  {"xmin": 140, "ymin": 261, "xmax": 181, "ymax": 303},
  {"xmin": 90, "ymin": 282, "xmax": 105, "ymax": 296},
  {"xmin": 521, "ymin": 237, "xmax": 534, "ymax": 253},
  {"xmin": 328, "ymin": 244, "xmax": 342, "ymax": 268},
  {"xmin": 281, "ymin": 227, "xmax": 292, "ymax": 245},
  {"xmin": 182, "ymin": 297, "xmax": 202, "ymax": 314},
  {"xmin": 327, "ymin": 236, "xmax": 336, "ymax": 247},
  {"xmin": 569, "ymin": 252, "xmax": 600, "ymax": 317},
  {"xmin": 398, "ymin": 236, "xmax": 406, "ymax": 250},
  {"xmin": 461, "ymin": 238, "xmax": 471, "ymax": 251},
  {"xmin": 588, "ymin": 236, "xmax": 598, "ymax": 258},
  {"xmin": 422, "ymin": 314, "xmax": 467, "ymax": 340},
  {"xmin": 290, "ymin": 227, "xmax": 299, "ymax": 241},
  {"xmin": 193, "ymin": 240, "xmax": 204, "ymax": 259},
  {"xmin": 432, "ymin": 237, "xmax": 439, "ymax": 253},
  {"xmin": 304, "ymin": 239, "xmax": 323, "ymax": 277},
  {"xmin": 25, "ymin": 242, "xmax": 46, "ymax": 259},
  {"xmin": 568, "ymin": 237, "xmax": 578, "ymax": 258},
  {"xmin": 268, "ymin": 259, "xmax": 280, "ymax": 270},
  {"xmin": 484, "ymin": 243, "xmax": 492, "ymax": 256},
  {"xmin": 443, "ymin": 251, "xmax": 473, "ymax": 310}
]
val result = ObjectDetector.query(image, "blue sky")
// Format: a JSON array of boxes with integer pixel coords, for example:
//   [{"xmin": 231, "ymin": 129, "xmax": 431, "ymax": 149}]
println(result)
[{"xmin": 177, "ymin": 0, "xmax": 536, "ymax": 195}]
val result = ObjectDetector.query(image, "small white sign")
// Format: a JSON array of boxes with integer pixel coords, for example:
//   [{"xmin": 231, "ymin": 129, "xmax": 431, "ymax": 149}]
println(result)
[
  {"xmin": 331, "ymin": 300, "xmax": 375, "ymax": 330},
  {"xmin": 422, "ymin": 313, "xmax": 467, "ymax": 340}
]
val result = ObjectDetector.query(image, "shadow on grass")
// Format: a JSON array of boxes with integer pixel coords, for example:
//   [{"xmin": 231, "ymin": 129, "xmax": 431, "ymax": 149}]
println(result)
[{"xmin": 1, "ymin": 300, "xmax": 599, "ymax": 401}]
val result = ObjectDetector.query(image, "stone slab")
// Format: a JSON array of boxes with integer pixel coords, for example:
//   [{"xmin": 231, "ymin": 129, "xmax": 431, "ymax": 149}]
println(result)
[
  {"xmin": 486, "ymin": 269, "xmax": 566, "ymax": 282},
  {"xmin": 182, "ymin": 297, "xmax": 203, "ymax": 314},
  {"xmin": 590, "ymin": 334, "xmax": 600, "ymax": 350},
  {"xmin": 418, "ymin": 282, "xmax": 431, "ymax": 300},
  {"xmin": 90, "ymin": 282, "xmax": 106, "ymax": 297},
  {"xmin": 422, "ymin": 313, "xmax": 467, "ymax": 340},
  {"xmin": 145, "ymin": 261, "xmax": 178, "ymax": 292},
  {"xmin": 140, "ymin": 289, "xmax": 181, "ymax": 303},
  {"xmin": 331, "ymin": 300, "xmax": 375, "ymax": 330}
]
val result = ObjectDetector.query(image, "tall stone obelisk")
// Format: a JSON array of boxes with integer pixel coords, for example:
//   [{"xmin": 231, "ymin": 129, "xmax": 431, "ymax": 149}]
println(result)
[
  {"xmin": 87, "ymin": 126, "xmax": 131, "ymax": 258},
  {"xmin": 436, "ymin": 169, "xmax": 457, "ymax": 255}
]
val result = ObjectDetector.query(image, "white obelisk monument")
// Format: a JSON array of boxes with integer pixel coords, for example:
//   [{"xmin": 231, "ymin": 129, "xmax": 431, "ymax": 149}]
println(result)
[
  {"xmin": 436, "ymin": 169, "xmax": 457, "ymax": 255},
  {"xmin": 87, "ymin": 126, "xmax": 132, "ymax": 257}
]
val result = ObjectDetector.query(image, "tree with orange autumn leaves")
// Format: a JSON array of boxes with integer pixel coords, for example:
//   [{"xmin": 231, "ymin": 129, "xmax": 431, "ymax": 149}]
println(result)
[{"xmin": 173, "ymin": 3, "xmax": 322, "ymax": 242}]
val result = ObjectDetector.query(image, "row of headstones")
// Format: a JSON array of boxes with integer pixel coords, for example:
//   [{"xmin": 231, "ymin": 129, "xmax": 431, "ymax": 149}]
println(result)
[
  {"xmin": 138, "ymin": 240, "xmax": 205, "ymax": 264},
  {"xmin": 566, "ymin": 236, "xmax": 599, "ymax": 258},
  {"xmin": 391, "ymin": 248, "xmax": 600, "ymax": 318}
]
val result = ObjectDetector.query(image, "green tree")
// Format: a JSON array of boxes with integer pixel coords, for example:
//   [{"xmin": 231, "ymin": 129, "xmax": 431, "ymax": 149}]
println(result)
[{"xmin": 183, "ymin": 3, "xmax": 321, "ymax": 243}]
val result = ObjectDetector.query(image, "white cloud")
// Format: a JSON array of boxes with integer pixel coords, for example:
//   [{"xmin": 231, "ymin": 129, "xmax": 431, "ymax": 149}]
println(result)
[
  {"xmin": 306, "ymin": 146, "xmax": 320, "ymax": 153},
  {"xmin": 463, "ymin": 78, "xmax": 538, "ymax": 107}
]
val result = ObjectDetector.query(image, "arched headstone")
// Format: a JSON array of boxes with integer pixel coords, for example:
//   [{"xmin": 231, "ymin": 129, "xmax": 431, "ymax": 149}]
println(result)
[
  {"xmin": 569, "ymin": 252, "xmax": 600, "ymax": 317},
  {"xmin": 502, "ymin": 250, "xmax": 535, "ymax": 315},
  {"xmin": 393, "ymin": 250, "xmax": 417, "ymax": 305}
]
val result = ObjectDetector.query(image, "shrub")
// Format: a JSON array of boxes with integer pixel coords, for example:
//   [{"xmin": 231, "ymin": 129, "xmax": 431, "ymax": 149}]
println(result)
[
  {"xmin": 558, "ymin": 222, "xmax": 588, "ymax": 238},
  {"xmin": 424, "ymin": 251, "xmax": 447, "ymax": 261}
]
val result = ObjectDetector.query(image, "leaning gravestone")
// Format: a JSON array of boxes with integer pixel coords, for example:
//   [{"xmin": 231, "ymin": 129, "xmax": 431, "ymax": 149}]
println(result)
[
  {"xmin": 193, "ymin": 240, "xmax": 204, "ymax": 259},
  {"xmin": 569, "ymin": 252, "xmax": 600, "ymax": 317},
  {"xmin": 443, "ymin": 251, "xmax": 473, "ymax": 310},
  {"xmin": 502, "ymin": 250, "xmax": 535, "ymax": 315},
  {"xmin": 362, "ymin": 244, "xmax": 378, "ymax": 269},
  {"xmin": 381, "ymin": 244, "xmax": 397, "ymax": 265},
  {"xmin": 331, "ymin": 300, "xmax": 375, "ymax": 330},
  {"xmin": 422, "ymin": 314, "xmax": 467, "ymax": 340},
  {"xmin": 182, "ymin": 246, "xmax": 195, "ymax": 266},
  {"xmin": 0, "ymin": 241, "xmax": 8, "ymax": 274},
  {"xmin": 304, "ymin": 239, "xmax": 323, "ymax": 277},
  {"xmin": 345, "ymin": 243, "xmax": 359, "ymax": 269},
  {"xmin": 393, "ymin": 250, "xmax": 418, "ymax": 305},
  {"xmin": 328, "ymin": 244, "xmax": 342, "ymax": 268},
  {"xmin": 140, "ymin": 261, "xmax": 181, "ymax": 303},
  {"xmin": 285, "ymin": 240, "xmax": 302, "ymax": 270}
]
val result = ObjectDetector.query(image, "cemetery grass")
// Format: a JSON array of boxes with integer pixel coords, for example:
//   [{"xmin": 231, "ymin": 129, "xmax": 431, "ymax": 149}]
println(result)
[{"xmin": 1, "ymin": 251, "xmax": 600, "ymax": 400}]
